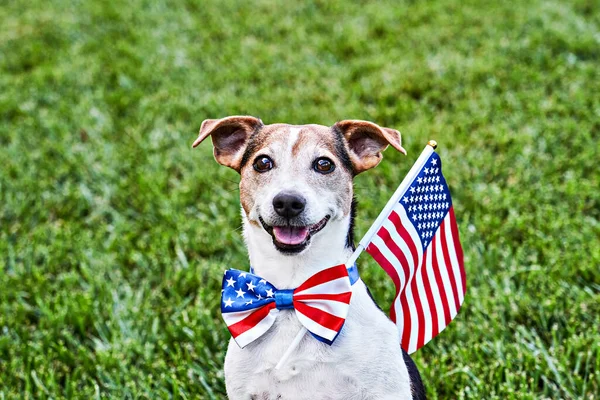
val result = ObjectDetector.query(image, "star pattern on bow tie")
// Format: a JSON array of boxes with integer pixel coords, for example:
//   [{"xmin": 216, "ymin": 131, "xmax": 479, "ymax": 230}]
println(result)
[
  {"xmin": 221, "ymin": 265, "xmax": 352, "ymax": 348},
  {"xmin": 220, "ymin": 270, "xmax": 279, "ymax": 313}
]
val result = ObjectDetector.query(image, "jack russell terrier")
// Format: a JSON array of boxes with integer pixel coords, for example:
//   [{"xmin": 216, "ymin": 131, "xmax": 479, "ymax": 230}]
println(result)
[{"xmin": 193, "ymin": 116, "xmax": 426, "ymax": 399}]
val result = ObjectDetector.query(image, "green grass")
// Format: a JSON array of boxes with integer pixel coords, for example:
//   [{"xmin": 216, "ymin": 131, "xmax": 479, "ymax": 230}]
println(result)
[{"xmin": 1, "ymin": 0, "xmax": 599, "ymax": 398}]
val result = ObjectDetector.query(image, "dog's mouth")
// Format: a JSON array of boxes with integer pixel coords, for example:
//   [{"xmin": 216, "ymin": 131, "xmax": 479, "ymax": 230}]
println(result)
[{"xmin": 258, "ymin": 215, "xmax": 331, "ymax": 254}]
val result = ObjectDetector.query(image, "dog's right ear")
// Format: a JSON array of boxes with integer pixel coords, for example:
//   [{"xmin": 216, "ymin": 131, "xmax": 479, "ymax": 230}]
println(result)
[
  {"xmin": 334, "ymin": 120, "xmax": 406, "ymax": 175},
  {"xmin": 192, "ymin": 116, "xmax": 262, "ymax": 172}
]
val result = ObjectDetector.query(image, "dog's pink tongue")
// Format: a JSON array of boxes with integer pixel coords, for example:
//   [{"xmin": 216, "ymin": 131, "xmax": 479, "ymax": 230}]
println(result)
[{"xmin": 273, "ymin": 226, "xmax": 309, "ymax": 245}]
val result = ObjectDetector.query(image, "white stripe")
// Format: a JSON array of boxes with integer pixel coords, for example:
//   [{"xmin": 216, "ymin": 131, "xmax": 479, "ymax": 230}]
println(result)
[
  {"xmin": 297, "ymin": 298, "xmax": 349, "ymax": 319},
  {"xmin": 435, "ymin": 225, "xmax": 458, "ymax": 319},
  {"xmin": 444, "ymin": 213, "xmax": 464, "ymax": 304},
  {"xmin": 233, "ymin": 308, "xmax": 279, "ymax": 348},
  {"xmin": 372, "ymin": 205, "xmax": 426, "ymax": 353},
  {"xmin": 295, "ymin": 276, "xmax": 351, "ymax": 297},
  {"xmin": 371, "ymin": 235, "xmax": 407, "ymax": 292},
  {"xmin": 222, "ymin": 308, "xmax": 260, "ymax": 326},
  {"xmin": 394, "ymin": 206, "xmax": 424, "ymax": 354},
  {"xmin": 426, "ymin": 234, "xmax": 446, "ymax": 334},
  {"xmin": 295, "ymin": 310, "xmax": 338, "ymax": 341},
  {"xmin": 370, "ymin": 234, "xmax": 414, "ymax": 347},
  {"xmin": 404, "ymin": 279, "xmax": 419, "ymax": 354},
  {"xmin": 395, "ymin": 205, "xmax": 424, "ymax": 266},
  {"xmin": 419, "ymin": 248, "xmax": 434, "ymax": 346},
  {"xmin": 391, "ymin": 280, "xmax": 403, "ymax": 332},
  {"xmin": 370, "ymin": 239, "xmax": 404, "ymax": 331},
  {"xmin": 381, "ymin": 217, "xmax": 414, "ymax": 286}
]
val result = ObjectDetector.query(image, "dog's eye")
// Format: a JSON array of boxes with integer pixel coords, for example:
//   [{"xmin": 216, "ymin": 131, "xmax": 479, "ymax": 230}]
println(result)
[
  {"xmin": 313, "ymin": 158, "xmax": 335, "ymax": 174},
  {"xmin": 253, "ymin": 156, "xmax": 274, "ymax": 172}
]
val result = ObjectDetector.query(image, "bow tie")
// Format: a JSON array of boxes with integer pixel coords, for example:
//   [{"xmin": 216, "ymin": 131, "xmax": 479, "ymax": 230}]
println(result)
[{"xmin": 221, "ymin": 264, "xmax": 352, "ymax": 348}]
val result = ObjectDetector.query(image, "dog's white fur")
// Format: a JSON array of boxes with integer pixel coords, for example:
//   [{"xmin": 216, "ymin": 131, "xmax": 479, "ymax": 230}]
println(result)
[{"xmin": 195, "ymin": 118, "xmax": 414, "ymax": 399}]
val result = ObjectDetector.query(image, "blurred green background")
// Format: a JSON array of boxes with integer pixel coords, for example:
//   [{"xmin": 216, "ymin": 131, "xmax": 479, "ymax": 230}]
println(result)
[{"xmin": 1, "ymin": 0, "xmax": 599, "ymax": 398}]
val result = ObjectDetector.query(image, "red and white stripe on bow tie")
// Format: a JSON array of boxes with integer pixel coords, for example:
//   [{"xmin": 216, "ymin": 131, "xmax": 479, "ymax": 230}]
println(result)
[{"xmin": 221, "ymin": 264, "xmax": 352, "ymax": 348}]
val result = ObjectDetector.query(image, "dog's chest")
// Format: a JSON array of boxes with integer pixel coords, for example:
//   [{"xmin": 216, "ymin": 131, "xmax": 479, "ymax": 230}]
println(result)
[
  {"xmin": 223, "ymin": 286, "xmax": 413, "ymax": 400},
  {"xmin": 224, "ymin": 311, "xmax": 362, "ymax": 399}
]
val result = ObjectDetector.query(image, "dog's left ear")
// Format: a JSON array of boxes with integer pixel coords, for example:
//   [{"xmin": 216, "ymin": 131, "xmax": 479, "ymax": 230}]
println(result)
[
  {"xmin": 192, "ymin": 116, "xmax": 263, "ymax": 172},
  {"xmin": 334, "ymin": 120, "xmax": 406, "ymax": 174}
]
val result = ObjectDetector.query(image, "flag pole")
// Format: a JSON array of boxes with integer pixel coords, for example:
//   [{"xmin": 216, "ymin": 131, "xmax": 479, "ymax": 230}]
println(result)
[{"xmin": 275, "ymin": 140, "xmax": 438, "ymax": 370}]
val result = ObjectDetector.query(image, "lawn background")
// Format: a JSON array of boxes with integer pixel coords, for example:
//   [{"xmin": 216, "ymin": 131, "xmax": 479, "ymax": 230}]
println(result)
[{"xmin": 1, "ymin": 0, "xmax": 599, "ymax": 398}]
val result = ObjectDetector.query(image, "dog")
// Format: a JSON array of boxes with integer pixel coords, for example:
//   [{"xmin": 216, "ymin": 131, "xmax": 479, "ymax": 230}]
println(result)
[{"xmin": 193, "ymin": 116, "xmax": 426, "ymax": 399}]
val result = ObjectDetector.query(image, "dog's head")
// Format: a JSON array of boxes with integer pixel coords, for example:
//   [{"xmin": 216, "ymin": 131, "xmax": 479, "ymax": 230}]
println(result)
[{"xmin": 193, "ymin": 116, "xmax": 406, "ymax": 256}]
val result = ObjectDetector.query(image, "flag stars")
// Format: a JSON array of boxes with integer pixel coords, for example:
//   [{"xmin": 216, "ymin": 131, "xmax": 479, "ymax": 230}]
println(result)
[
  {"xmin": 265, "ymin": 289, "xmax": 274, "ymax": 298},
  {"xmin": 246, "ymin": 281, "xmax": 256, "ymax": 291},
  {"xmin": 401, "ymin": 156, "xmax": 451, "ymax": 250},
  {"xmin": 223, "ymin": 298, "xmax": 234, "ymax": 307},
  {"xmin": 259, "ymin": 279, "xmax": 267, "ymax": 285},
  {"xmin": 226, "ymin": 277, "xmax": 236, "ymax": 287},
  {"xmin": 238, "ymin": 272, "xmax": 247, "ymax": 279},
  {"xmin": 235, "ymin": 288, "xmax": 246, "ymax": 298}
]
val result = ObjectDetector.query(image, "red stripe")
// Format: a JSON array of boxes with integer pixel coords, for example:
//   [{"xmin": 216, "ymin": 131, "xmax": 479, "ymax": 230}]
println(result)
[
  {"xmin": 294, "ymin": 292, "xmax": 352, "ymax": 304},
  {"xmin": 410, "ymin": 252, "xmax": 426, "ymax": 351},
  {"xmin": 440, "ymin": 218, "xmax": 460, "ymax": 310},
  {"xmin": 389, "ymin": 211, "xmax": 419, "ymax": 268},
  {"xmin": 431, "ymin": 233, "xmax": 450, "ymax": 328},
  {"xmin": 388, "ymin": 211, "xmax": 423, "ymax": 352},
  {"xmin": 398, "ymin": 284, "xmax": 412, "ymax": 351},
  {"xmin": 368, "ymin": 213, "xmax": 420, "ymax": 352},
  {"xmin": 366, "ymin": 242, "xmax": 399, "ymax": 324},
  {"xmin": 227, "ymin": 303, "xmax": 276, "ymax": 338},
  {"xmin": 295, "ymin": 264, "xmax": 348, "ymax": 293},
  {"xmin": 420, "ymin": 247, "xmax": 439, "ymax": 341},
  {"xmin": 377, "ymin": 224, "xmax": 411, "ymax": 292},
  {"xmin": 449, "ymin": 207, "xmax": 466, "ymax": 296},
  {"xmin": 294, "ymin": 301, "xmax": 345, "ymax": 332}
]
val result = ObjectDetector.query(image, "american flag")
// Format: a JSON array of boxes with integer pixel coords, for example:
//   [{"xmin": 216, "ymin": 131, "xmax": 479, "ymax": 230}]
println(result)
[{"xmin": 365, "ymin": 151, "xmax": 466, "ymax": 354}]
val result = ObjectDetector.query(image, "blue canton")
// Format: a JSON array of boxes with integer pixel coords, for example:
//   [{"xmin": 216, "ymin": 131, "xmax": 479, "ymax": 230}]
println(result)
[{"xmin": 401, "ymin": 152, "xmax": 452, "ymax": 251}]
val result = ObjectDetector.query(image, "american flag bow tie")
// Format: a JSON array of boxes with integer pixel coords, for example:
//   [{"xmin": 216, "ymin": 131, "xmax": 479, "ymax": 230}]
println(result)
[{"xmin": 221, "ymin": 264, "xmax": 352, "ymax": 348}]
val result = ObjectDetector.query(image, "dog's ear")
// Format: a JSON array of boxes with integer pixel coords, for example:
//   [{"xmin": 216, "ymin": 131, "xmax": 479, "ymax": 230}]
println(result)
[
  {"xmin": 334, "ymin": 120, "xmax": 406, "ymax": 174},
  {"xmin": 192, "ymin": 116, "xmax": 263, "ymax": 172}
]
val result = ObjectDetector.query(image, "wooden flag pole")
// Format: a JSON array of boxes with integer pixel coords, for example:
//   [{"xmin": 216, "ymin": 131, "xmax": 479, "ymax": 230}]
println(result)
[{"xmin": 275, "ymin": 140, "xmax": 438, "ymax": 370}]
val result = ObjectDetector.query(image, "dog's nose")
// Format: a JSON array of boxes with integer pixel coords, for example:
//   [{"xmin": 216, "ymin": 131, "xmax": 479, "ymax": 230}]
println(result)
[{"xmin": 273, "ymin": 192, "xmax": 306, "ymax": 218}]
